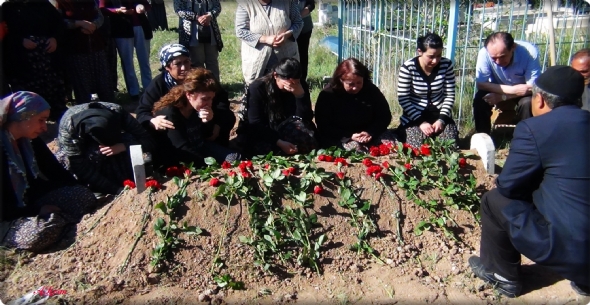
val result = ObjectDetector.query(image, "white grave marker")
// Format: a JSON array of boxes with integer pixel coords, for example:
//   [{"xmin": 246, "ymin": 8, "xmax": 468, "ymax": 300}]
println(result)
[
  {"xmin": 470, "ymin": 133, "xmax": 496, "ymax": 175},
  {"xmin": 130, "ymin": 145, "xmax": 146, "ymax": 193}
]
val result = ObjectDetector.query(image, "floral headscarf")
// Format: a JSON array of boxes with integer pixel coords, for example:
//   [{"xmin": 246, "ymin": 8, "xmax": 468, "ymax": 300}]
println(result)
[
  {"xmin": 0, "ymin": 91, "xmax": 51, "ymax": 207},
  {"xmin": 159, "ymin": 43, "xmax": 190, "ymax": 90}
]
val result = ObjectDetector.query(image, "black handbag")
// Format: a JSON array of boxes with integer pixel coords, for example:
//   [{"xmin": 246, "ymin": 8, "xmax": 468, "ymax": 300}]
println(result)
[{"xmin": 276, "ymin": 116, "xmax": 318, "ymax": 154}]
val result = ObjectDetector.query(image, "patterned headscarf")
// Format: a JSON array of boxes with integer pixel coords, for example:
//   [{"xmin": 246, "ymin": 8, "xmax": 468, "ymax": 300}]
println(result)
[
  {"xmin": 159, "ymin": 43, "xmax": 190, "ymax": 90},
  {"xmin": 1, "ymin": 91, "xmax": 51, "ymax": 207}
]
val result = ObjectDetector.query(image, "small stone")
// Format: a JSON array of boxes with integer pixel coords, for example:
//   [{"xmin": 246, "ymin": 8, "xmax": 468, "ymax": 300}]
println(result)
[
  {"xmin": 198, "ymin": 294, "xmax": 210, "ymax": 302},
  {"xmin": 147, "ymin": 274, "xmax": 160, "ymax": 285},
  {"xmin": 386, "ymin": 259, "xmax": 394, "ymax": 265}
]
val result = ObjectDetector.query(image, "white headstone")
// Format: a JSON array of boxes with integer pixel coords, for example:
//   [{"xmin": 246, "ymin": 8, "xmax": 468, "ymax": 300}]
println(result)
[
  {"xmin": 470, "ymin": 133, "xmax": 496, "ymax": 175},
  {"xmin": 130, "ymin": 145, "xmax": 146, "ymax": 193}
]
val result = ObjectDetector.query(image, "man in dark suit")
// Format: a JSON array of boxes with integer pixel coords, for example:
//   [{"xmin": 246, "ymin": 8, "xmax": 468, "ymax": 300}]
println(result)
[{"xmin": 469, "ymin": 65, "xmax": 590, "ymax": 298}]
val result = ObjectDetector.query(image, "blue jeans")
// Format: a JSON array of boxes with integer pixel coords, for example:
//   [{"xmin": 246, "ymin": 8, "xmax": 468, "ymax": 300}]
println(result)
[{"xmin": 115, "ymin": 26, "xmax": 152, "ymax": 96}]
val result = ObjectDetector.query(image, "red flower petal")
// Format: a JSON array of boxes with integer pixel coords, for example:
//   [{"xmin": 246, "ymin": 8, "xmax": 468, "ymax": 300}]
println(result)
[
  {"xmin": 325, "ymin": 155, "xmax": 334, "ymax": 162},
  {"xmin": 336, "ymin": 172, "xmax": 345, "ymax": 179},
  {"xmin": 209, "ymin": 178, "xmax": 220, "ymax": 187},
  {"xmin": 404, "ymin": 163, "xmax": 411, "ymax": 170},
  {"xmin": 313, "ymin": 185, "xmax": 323, "ymax": 194},
  {"xmin": 459, "ymin": 158, "xmax": 467, "ymax": 168},
  {"xmin": 318, "ymin": 154, "xmax": 326, "ymax": 161},
  {"xmin": 382, "ymin": 161, "xmax": 390, "ymax": 168},
  {"xmin": 362, "ymin": 158, "xmax": 373, "ymax": 167},
  {"xmin": 221, "ymin": 161, "xmax": 232, "ymax": 169}
]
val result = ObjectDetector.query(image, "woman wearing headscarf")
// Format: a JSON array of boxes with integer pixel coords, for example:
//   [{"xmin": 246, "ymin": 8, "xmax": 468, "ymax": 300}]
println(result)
[
  {"xmin": 151, "ymin": 68, "xmax": 239, "ymax": 169},
  {"xmin": 56, "ymin": 0, "xmax": 115, "ymax": 104},
  {"xmin": 0, "ymin": 91, "xmax": 96, "ymax": 252},
  {"xmin": 1, "ymin": 0, "xmax": 67, "ymax": 120},
  {"xmin": 174, "ymin": 0, "xmax": 223, "ymax": 82},
  {"xmin": 56, "ymin": 101, "xmax": 155, "ymax": 195},
  {"xmin": 245, "ymin": 57, "xmax": 316, "ymax": 157},
  {"xmin": 136, "ymin": 43, "xmax": 236, "ymax": 146}
]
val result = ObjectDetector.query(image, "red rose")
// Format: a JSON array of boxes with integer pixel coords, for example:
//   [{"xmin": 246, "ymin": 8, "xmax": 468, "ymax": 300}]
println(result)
[
  {"xmin": 238, "ymin": 160, "xmax": 253, "ymax": 173},
  {"xmin": 459, "ymin": 158, "xmax": 467, "ymax": 168},
  {"xmin": 282, "ymin": 169, "xmax": 291, "ymax": 177},
  {"xmin": 145, "ymin": 179, "xmax": 161, "ymax": 190},
  {"xmin": 336, "ymin": 172, "xmax": 345, "ymax": 180},
  {"xmin": 228, "ymin": 170, "xmax": 236, "ymax": 177},
  {"xmin": 382, "ymin": 161, "xmax": 390, "ymax": 168},
  {"xmin": 184, "ymin": 169, "xmax": 192, "ymax": 176},
  {"xmin": 334, "ymin": 157, "xmax": 348, "ymax": 166},
  {"xmin": 369, "ymin": 146, "xmax": 380, "ymax": 156},
  {"xmin": 379, "ymin": 143, "xmax": 391, "ymax": 155},
  {"xmin": 325, "ymin": 155, "xmax": 334, "ymax": 162},
  {"xmin": 221, "ymin": 161, "xmax": 232, "ymax": 169},
  {"xmin": 420, "ymin": 144, "xmax": 431, "ymax": 156},
  {"xmin": 362, "ymin": 158, "xmax": 373, "ymax": 167},
  {"xmin": 123, "ymin": 179, "xmax": 136, "ymax": 189},
  {"xmin": 313, "ymin": 185, "xmax": 323, "ymax": 194},
  {"xmin": 404, "ymin": 163, "xmax": 411, "ymax": 170},
  {"xmin": 366, "ymin": 165, "xmax": 382, "ymax": 176},
  {"xmin": 209, "ymin": 177, "xmax": 220, "ymax": 187},
  {"xmin": 318, "ymin": 154, "xmax": 326, "ymax": 161},
  {"xmin": 412, "ymin": 148, "xmax": 421, "ymax": 157},
  {"xmin": 403, "ymin": 143, "xmax": 412, "ymax": 149},
  {"xmin": 287, "ymin": 167, "xmax": 296, "ymax": 174},
  {"xmin": 241, "ymin": 171, "xmax": 250, "ymax": 178}
]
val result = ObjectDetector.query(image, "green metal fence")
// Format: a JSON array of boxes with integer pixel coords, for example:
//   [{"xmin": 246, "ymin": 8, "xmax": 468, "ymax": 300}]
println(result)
[{"xmin": 337, "ymin": 0, "xmax": 590, "ymax": 127}]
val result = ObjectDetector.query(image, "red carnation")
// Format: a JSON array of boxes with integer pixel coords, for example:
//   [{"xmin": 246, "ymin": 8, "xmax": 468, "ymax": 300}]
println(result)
[
  {"xmin": 313, "ymin": 185, "xmax": 323, "ymax": 194},
  {"xmin": 287, "ymin": 167, "xmax": 296, "ymax": 174},
  {"xmin": 336, "ymin": 172, "xmax": 345, "ymax": 180},
  {"xmin": 334, "ymin": 157, "xmax": 348, "ymax": 166},
  {"xmin": 324, "ymin": 155, "xmax": 334, "ymax": 162},
  {"xmin": 420, "ymin": 144, "xmax": 431, "ymax": 156},
  {"xmin": 317, "ymin": 154, "xmax": 326, "ymax": 161},
  {"xmin": 123, "ymin": 179, "xmax": 136, "ymax": 189},
  {"xmin": 184, "ymin": 169, "xmax": 192, "ymax": 177},
  {"xmin": 209, "ymin": 177, "xmax": 220, "ymax": 187},
  {"xmin": 369, "ymin": 146, "xmax": 380, "ymax": 156},
  {"xmin": 362, "ymin": 158, "xmax": 373, "ymax": 167},
  {"xmin": 382, "ymin": 161, "xmax": 390, "ymax": 168},
  {"xmin": 241, "ymin": 171, "xmax": 250, "ymax": 178},
  {"xmin": 228, "ymin": 170, "xmax": 236, "ymax": 177},
  {"xmin": 404, "ymin": 163, "xmax": 411, "ymax": 170},
  {"xmin": 379, "ymin": 143, "xmax": 391, "ymax": 155},
  {"xmin": 459, "ymin": 158, "xmax": 467, "ymax": 168},
  {"xmin": 221, "ymin": 161, "xmax": 232, "ymax": 169},
  {"xmin": 282, "ymin": 169, "xmax": 291, "ymax": 177},
  {"xmin": 412, "ymin": 148, "xmax": 421, "ymax": 157},
  {"xmin": 145, "ymin": 179, "xmax": 161, "ymax": 190}
]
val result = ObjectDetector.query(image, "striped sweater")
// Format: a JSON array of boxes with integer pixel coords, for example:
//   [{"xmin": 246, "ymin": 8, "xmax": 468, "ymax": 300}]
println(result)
[{"xmin": 397, "ymin": 57, "xmax": 456, "ymax": 125}]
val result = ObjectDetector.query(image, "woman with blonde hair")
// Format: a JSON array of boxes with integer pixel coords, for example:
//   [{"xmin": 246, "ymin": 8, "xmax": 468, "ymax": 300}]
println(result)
[{"xmin": 151, "ymin": 68, "xmax": 239, "ymax": 169}]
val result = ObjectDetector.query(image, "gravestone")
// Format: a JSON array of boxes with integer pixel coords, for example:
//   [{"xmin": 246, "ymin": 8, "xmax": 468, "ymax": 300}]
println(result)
[
  {"xmin": 470, "ymin": 133, "xmax": 495, "ymax": 175},
  {"xmin": 130, "ymin": 145, "xmax": 146, "ymax": 193}
]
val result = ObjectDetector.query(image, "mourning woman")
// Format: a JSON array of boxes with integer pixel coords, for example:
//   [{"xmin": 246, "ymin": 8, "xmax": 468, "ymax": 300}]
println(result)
[
  {"xmin": 136, "ymin": 43, "xmax": 236, "ymax": 146},
  {"xmin": 151, "ymin": 68, "xmax": 239, "ymax": 169},
  {"xmin": 1, "ymin": 91, "xmax": 96, "ymax": 252},
  {"xmin": 245, "ymin": 57, "xmax": 315, "ymax": 157},
  {"xmin": 315, "ymin": 58, "xmax": 394, "ymax": 151},
  {"xmin": 396, "ymin": 33, "xmax": 458, "ymax": 148},
  {"xmin": 56, "ymin": 101, "xmax": 155, "ymax": 195}
]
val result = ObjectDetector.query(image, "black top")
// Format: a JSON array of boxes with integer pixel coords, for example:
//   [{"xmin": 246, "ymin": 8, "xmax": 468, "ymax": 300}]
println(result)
[
  {"xmin": 136, "ymin": 72, "xmax": 233, "ymax": 130},
  {"xmin": 2, "ymin": 137, "xmax": 77, "ymax": 221},
  {"xmin": 315, "ymin": 82, "xmax": 392, "ymax": 148},
  {"xmin": 246, "ymin": 79, "xmax": 313, "ymax": 148},
  {"xmin": 151, "ymin": 105, "xmax": 215, "ymax": 168}
]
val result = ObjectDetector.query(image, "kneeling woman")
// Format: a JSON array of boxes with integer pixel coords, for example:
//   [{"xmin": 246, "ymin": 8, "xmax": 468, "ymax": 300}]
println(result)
[
  {"xmin": 396, "ymin": 33, "xmax": 459, "ymax": 148},
  {"xmin": 246, "ymin": 58, "xmax": 316, "ymax": 157},
  {"xmin": 1, "ymin": 91, "xmax": 96, "ymax": 252},
  {"xmin": 315, "ymin": 58, "xmax": 395, "ymax": 151},
  {"xmin": 152, "ymin": 68, "xmax": 239, "ymax": 168},
  {"xmin": 56, "ymin": 102, "xmax": 155, "ymax": 195}
]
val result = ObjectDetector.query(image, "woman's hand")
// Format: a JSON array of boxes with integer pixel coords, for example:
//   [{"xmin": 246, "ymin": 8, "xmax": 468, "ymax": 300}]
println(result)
[
  {"xmin": 432, "ymin": 120, "xmax": 445, "ymax": 134},
  {"xmin": 351, "ymin": 131, "xmax": 372, "ymax": 143},
  {"xmin": 77, "ymin": 20, "xmax": 97, "ymax": 34},
  {"xmin": 272, "ymin": 31, "xmax": 292, "ymax": 47},
  {"xmin": 23, "ymin": 38, "xmax": 37, "ymax": 50},
  {"xmin": 135, "ymin": 4, "xmax": 145, "ymax": 14},
  {"xmin": 277, "ymin": 139, "xmax": 298, "ymax": 155},
  {"xmin": 205, "ymin": 124, "xmax": 220, "ymax": 142},
  {"xmin": 198, "ymin": 106, "xmax": 214, "ymax": 123},
  {"xmin": 197, "ymin": 14, "xmax": 212, "ymax": 26},
  {"xmin": 39, "ymin": 205, "xmax": 61, "ymax": 217},
  {"xmin": 260, "ymin": 35, "xmax": 277, "ymax": 46},
  {"xmin": 419, "ymin": 122, "xmax": 434, "ymax": 136},
  {"xmin": 45, "ymin": 37, "xmax": 57, "ymax": 53},
  {"xmin": 150, "ymin": 115, "xmax": 175, "ymax": 130},
  {"xmin": 282, "ymin": 80, "xmax": 305, "ymax": 97},
  {"xmin": 99, "ymin": 143, "xmax": 126, "ymax": 156}
]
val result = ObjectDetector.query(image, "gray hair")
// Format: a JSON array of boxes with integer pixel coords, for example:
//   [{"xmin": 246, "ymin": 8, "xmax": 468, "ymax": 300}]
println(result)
[{"xmin": 532, "ymin": 83, "xmax": 580, "ymax": 108}]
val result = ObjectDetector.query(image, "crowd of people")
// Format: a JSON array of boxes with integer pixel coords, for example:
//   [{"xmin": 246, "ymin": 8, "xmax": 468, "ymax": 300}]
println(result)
[{"xmin": 0, "ymin": 0, "xmax": 588, "ymax": 299}]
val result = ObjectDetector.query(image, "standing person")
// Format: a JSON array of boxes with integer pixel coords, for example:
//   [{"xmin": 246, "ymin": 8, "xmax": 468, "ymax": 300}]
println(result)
[
  {"xmin": 0, "ymin": 91, "xmax": 97, "ymax": 252},
  {"xmin": 570, "ymin": 48, "xmax": 590, "ymax": 111},
  {"xmin": 147, "ymin": 0, "xmax": 168, "ymax": 31},
  {"xmin": 174, "ymin": 0, "xmax": 223, "ymax": 82},
  {"xmin": 235, "ymin": 0, "xmax": 303, "ymax": 85},
  {"xmin": 315, "ymin": 58, "xmax": 394, "ymax": 151},
  {"xmin": 297, "ymin": 0, "xmax": 314, "ymax": 82},
  {"xmin": 245, "ymin": 57, "xmax": 316, "ymax": 157},
  {"xmin": 1, "ymin": 0, "xmax": 67, "ymax": 120},
  {"xmin": 396, "ymin": 33, "xmax": 458, "ymax": 148},
  {"xmin": 56, "ymin": 0, "xmax": 115, "ymax": 104},
  {"xmin": 56, "ymin": 102, "xmax": 155, "ymax": 196},
  {"xmin": 99, "ymin": 0, "xmax": 153, "ymax": 101},
  {"xmin": 97, "ymin": 0, "xmax": 119, "ymax": 94},
  {"xmin": 468, "ymin": 66, "xmax": 590, "ymax": 298},
  {"xmin": 473, "ymin": 32, "xmax": 541, "ymax": 134},
  {"xmin": 151, "ymin": 68, "xmax": 239, "ymax": 169}
]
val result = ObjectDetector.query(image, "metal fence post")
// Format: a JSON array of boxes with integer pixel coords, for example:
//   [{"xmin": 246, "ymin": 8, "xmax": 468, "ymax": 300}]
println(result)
[
  {"xmin": 445, "ymin": 0, "xmax": 460, "ymax": 63},
  {"xmin": 338, "ymin": 0, "xmax": 344, "ymax": 63}
]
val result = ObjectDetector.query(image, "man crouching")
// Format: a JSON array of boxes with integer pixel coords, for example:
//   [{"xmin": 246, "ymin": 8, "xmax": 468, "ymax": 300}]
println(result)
[{"xmin": 469, "ymin": 65, "xmax": 590, "ymax": 298}]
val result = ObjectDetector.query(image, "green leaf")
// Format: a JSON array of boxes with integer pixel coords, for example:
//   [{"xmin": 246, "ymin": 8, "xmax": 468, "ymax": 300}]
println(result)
[
  {"xmin": 154, "ymin": 201, "xmax": 167, "ymax": 214},
  {"xmin": 292, "ymin": 230, "xmax": 302, "ymax": 241},
  {"xmin": 238, "ymin": 235, "xmax": 252, "ymax": 244},
  {"xmin": 263, "ymin": 174, "xmax": 274, "ymax": 185},
  {"xmin": 154, "ymin": 218, "xmax": 165, "ymax": 230},
  {"xmin": 204, "ymin": 157, "xmax": 217, "ymax": 166},
  {"xmin": 228, "ymin": 281, "xmax": 245, "ymax": 290}
]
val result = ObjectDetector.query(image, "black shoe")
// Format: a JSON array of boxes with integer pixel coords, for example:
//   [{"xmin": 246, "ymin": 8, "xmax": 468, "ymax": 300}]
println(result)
[
  {"xmin": 571, "ymin": 282, "xmax": 590, "ymax": 296},
  {"xmin": 468, "ymin": 256, "xmax": 522, "ymax": 298}
]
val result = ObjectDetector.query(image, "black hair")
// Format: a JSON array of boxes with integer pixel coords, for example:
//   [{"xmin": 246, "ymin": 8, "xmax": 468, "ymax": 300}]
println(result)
[
  {"xmin": 484, "ymin": 32, "xmax": 515, "ymax": 50},
  {"xmin": 260, "ymin": 58, "xmax": 302, "ymax": 128},
  {"xmin": 417, "ymin": 33, "xmax": 444, "ymax": 52}
]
